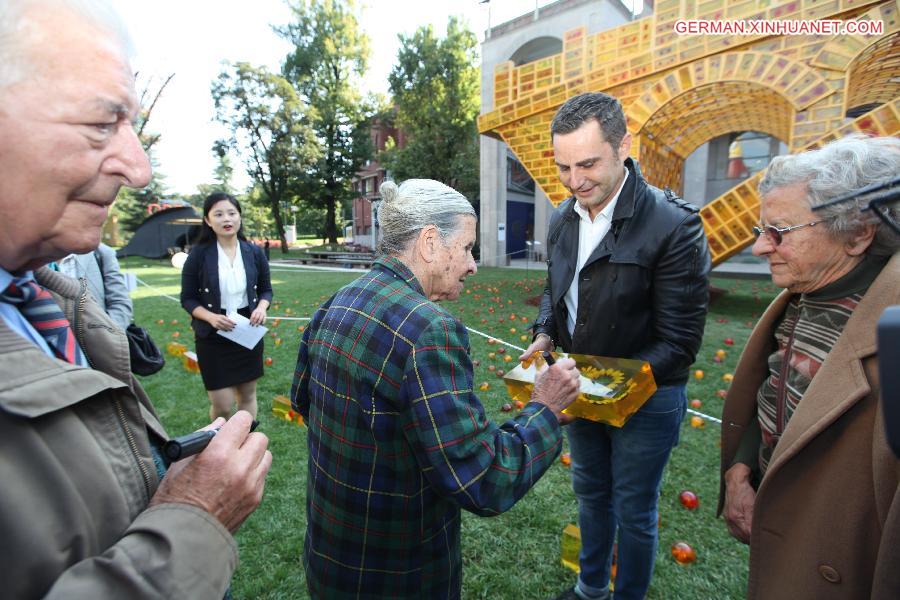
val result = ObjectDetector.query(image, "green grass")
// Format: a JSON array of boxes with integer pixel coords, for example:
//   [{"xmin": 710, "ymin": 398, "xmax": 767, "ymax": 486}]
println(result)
[{"xmin": 122, "ymin": 257, "xmax": 779, "ymax": 599}]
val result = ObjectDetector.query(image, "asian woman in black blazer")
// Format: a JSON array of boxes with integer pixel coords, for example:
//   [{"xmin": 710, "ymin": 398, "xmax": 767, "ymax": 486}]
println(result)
[{"xmin": 180, "ymin": 192, "xmax": 272, "ymax": 419}]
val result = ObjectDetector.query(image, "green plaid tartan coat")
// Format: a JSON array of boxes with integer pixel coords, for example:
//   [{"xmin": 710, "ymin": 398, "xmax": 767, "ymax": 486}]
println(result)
[{"xmin": 291, "ymin": 256, "xmax": 563, "ymax": 599}]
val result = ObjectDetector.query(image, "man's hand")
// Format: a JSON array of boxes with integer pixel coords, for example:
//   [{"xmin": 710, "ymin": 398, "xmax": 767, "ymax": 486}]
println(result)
[
  {"xmin": 530, "ymin": 357, "xmax": 580, "ymax": 420},
  {"xmin": 207, "ymin": 314, "xmax": 236, "ymax": 331},
  {"xmin": 723, "ymin": 462, "xmax": 755, "ymax": 544},
  {"xmin": 518, "ymin": 333, "xmax": 553, "ymax": 363},
  {"xmin": 151, "ymin": 411, "xmax": 272, "ymax": 533}
]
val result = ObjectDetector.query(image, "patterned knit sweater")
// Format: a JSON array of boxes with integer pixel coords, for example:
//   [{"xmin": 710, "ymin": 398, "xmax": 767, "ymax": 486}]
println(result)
[{"xmin": 733, "ymin": 256, "xmax": 887, "ymax": 476}]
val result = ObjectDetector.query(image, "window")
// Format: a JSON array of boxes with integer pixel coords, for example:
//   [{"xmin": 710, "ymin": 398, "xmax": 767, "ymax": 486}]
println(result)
[
  {"xmin": 507, "ymin": 157, "xmax": 535, "ymax": 194},
  {"xmin": 725, "ymin": 132, "xmax": 777, "ymax": 179}
]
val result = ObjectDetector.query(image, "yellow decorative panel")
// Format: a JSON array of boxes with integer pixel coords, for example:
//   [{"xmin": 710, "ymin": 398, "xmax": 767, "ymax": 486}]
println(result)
[{"xmin": 479, "ymin": 0, "xmax": 898, "ymax": 266}]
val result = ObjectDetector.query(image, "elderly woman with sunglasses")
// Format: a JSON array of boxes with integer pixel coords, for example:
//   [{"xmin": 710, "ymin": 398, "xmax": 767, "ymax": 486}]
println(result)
[{"xmin": 718, "ymin": 134, "xmax": 900, "ymax": 600}]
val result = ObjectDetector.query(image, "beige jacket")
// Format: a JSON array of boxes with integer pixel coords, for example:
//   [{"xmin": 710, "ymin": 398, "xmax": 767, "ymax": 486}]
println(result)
[
  {"xmin": 719, "ymin": 253, "xmax": 900, "ymax": 600},
  {"xmin": 0, "ymin": 268, "xmax": 237, "ymax": 599}
]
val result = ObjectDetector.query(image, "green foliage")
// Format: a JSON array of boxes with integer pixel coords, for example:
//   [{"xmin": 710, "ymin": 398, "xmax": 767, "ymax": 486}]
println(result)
[
  {"xmin": 277, "ymin": 0, "xmax": 373, "ymax": 243},
  {"xmin": 113, "ymin": 158, "xmax": 170, "ymax": 235},
  {"xmin": 239, "ymin": 185, "xmax": 278, "ymax": 239},
  {"xmin": 111, "ymin": 74, "xmax": 176, "ymax": 239},
  {"xmin": 126, "ymin": 258, "xmax": 778, "ymax": 599},
  {"xmin": 212, "ymin": 140, "xmax": 236, "ymax": 194},
  {"xmin": 383, "ymin": 17, "xmax": 481, "ymax": 205},
  {"xmin": 291, "ymin": 203, "xmax": 327, "ymax": 237},
  {"xmin": 211, "ymin": 62, "xmax": 319, "ymax": 252}
]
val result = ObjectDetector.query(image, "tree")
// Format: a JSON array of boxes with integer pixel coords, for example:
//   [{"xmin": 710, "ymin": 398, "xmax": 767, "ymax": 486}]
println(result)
[
  {"xmin": 383, "ymin": 17, "xmax": 481, "ymax": 205},
  {"xmin": 239, "ymin": 185, "xmax": 277, "ymax": 239},
  {"xmin": 134, "ymin": 73, "xmax": 174, "ymax": 153},
  {"xmin": 112, "ymin": 73, "xmax": 175, "ymax": 240},
  {"xmin": 211, "ymin": 62, "xmax": 319, "ymax": 252},
  {"xmin": 211, "ymin": 140, "xmax": 235, "ymax": 194},
  {"xmin": 277, "ymin": 0, "xmax": 372, "ymax": 244},
  {"xmin": 115, "ymin": 161, "xmax": 169, "ymax": 233}
]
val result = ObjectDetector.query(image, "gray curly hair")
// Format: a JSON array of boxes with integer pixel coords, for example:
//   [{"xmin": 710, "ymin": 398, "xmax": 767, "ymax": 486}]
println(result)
[
  {"xmin": 0, "ymin": 0, "xmax": 134, "ymax": 90},
  {"xmin": 376, "ymin": 179, "xmax": 476, "ymax": 256},
  {"xmin": 759, "ymin": 134, "xmax": 900, "ymax": 256}
]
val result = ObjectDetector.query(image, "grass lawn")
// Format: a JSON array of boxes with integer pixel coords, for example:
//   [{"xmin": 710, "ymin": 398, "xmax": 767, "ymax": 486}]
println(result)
[{"xmin": 123, "ymin": 257, "xmax": 779, "ymax": 599}]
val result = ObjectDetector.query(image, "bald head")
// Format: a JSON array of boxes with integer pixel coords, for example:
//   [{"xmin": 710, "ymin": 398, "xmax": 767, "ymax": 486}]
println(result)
[
  {"xmin": 0, "ymin": 0, "xmax": 134, "ymax": 90},
  {"xmin": 0, "ymin": 0, "xmax": 149, "ymax": 272}
]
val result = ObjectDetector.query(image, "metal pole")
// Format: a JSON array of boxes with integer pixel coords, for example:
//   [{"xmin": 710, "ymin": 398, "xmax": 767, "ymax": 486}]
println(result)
[{"xmin": 480, "ymin": 0, "xmax": 491, "ymax": 39}]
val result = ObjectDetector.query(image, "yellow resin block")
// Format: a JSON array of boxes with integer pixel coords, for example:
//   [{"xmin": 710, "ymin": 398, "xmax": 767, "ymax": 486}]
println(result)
[
  {"xmin": 504, "ymin": 353, "xmax": 656, "ymax": 426},
  {"xmin": 181, "ymin": 350, "xmax": 200, "ymax": 374},
  {"xmin": 272, "ymin": 394, "xmax": 305, "ymax": 427},
  {"xmin": 166, "ymin": 341, "xmax": 187, "ymax": 357},
  {"xmin": 560, "ymin": 523, "xmax": 581, "ymax": 573}
]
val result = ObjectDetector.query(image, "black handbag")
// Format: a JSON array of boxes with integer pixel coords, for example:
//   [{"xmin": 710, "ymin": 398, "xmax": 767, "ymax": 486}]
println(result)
[{"xmin": 126, "ymin": 323, "xmax": 165, "ymax": 376}]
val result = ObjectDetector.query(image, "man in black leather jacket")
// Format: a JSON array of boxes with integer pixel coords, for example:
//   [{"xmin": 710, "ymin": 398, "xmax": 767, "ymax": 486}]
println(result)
[{"xmin": 519, "ymin": 93, "xmax": 710, "ymax": 600}]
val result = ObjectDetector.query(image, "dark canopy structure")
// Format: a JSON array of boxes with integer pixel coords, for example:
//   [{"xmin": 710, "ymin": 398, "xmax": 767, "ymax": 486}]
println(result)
[{"xmin": 117, "ymin": 206, "xmax": 201, "ymax": 259}]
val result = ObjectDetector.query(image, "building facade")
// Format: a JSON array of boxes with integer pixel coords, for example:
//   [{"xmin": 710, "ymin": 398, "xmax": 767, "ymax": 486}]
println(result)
[
  {"xmin": 351, "ymin": 117, "xmax": 406, "ymax": 250},
  {"xmin": 479, "ymin": 0, "xmax": 640, "ymax": 266}
]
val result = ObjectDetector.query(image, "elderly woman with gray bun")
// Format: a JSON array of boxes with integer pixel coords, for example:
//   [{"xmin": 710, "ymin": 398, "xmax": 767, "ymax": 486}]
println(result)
[
  {"xmin": 292, "ymin": 178, "xmax": 581, "ymax": 599},
  {"xmin": 719, "ymin": 134, "xmax": 900, "ymax": 600}
]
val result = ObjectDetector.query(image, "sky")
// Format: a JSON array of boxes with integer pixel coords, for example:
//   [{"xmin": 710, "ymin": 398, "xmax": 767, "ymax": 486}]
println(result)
[{"xmin": 111, "ymin": 0, "xmax": 569, "ymax": 196}]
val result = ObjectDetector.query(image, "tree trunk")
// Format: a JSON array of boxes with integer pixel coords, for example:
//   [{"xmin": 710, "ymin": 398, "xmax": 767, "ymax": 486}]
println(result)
[
  {"xmin": 269, "ymin": 195, "xmax": 289, "ymax": 253},
  {"xmin": 325, "ymin": 184, "xmax": 338, "ymax": 244}
]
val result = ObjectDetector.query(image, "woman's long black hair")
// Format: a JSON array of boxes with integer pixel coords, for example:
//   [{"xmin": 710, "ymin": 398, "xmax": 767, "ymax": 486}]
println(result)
[{"xmin": 196, "ymin": 192, "xmax": 247, "ymax": 245}]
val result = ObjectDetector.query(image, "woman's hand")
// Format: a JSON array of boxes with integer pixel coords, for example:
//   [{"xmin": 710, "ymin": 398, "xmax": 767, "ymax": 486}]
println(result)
[
  {"xmin": 249, "ymin": 304, "xmax": 268, "ymax": 326},
  {"xmin": 723, "ymin": 462, "xmax": 756, "ymax": 544},
  {"xmin": 207, "ymin": 314, "xmax": 237, "ymax": 331}
]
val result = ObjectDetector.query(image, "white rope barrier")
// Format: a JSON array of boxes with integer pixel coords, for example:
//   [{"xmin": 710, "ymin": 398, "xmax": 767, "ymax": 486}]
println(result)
[{"xmin": 134, "ymin": 273, "xmax": 722, "ymax": 425}]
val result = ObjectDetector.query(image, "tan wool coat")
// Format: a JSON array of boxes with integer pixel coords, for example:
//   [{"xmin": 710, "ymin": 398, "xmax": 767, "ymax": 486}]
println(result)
[{"xmin": 719, "ymin": 253, "xmax": 900, "ymax": 600}]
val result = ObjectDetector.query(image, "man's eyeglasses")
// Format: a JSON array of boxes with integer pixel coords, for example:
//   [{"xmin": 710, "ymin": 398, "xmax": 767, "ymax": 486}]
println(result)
[{"xmin": 752, "ymin": 220, "xmax": 826, "ymax": 246}]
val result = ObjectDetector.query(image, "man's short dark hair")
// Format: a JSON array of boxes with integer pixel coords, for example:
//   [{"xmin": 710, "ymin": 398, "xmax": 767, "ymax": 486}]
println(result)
[{"xmin": 551, "ymin": 92, "xmax": 627, "ymax": 149}]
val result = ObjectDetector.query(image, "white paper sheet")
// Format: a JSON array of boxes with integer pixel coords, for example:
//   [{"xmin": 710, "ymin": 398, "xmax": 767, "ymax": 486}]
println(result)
[{"xmin": 216, "ymin": 311, "xmax": 268, "ymax": 350}]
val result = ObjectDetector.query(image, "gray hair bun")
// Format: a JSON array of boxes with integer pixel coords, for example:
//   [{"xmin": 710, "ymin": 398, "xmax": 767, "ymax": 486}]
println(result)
[
  {"xmin": 376, "ymin": 178, "xmax": 476, "ymax": 256},
  {"xmin": 380, "ymin": 180, "xmax": 399, "ymax": 205}
]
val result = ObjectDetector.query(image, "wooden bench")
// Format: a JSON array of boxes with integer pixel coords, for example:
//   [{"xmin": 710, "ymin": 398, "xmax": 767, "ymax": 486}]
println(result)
[{"xmin": 296, "ymin": 251, "xmax": 375, "ymax": 268}]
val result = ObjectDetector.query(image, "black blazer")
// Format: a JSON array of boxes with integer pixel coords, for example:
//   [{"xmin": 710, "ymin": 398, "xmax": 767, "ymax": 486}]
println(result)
[{"xmin": 180, "ymin": 239, "xmax": 274, "ymax": 338}]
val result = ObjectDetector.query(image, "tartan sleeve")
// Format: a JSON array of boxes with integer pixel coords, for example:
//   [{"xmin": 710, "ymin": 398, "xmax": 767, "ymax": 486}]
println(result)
[
  {"xmin": 291, "ymin": 301, "xmax": 329, "ymax": 419},
  {"xmin": 291, "ymin": 326, "xmax": 312, "ymax": 420},
  {"xmin": 401, "ymin": 314, "xmax": 563, "ymax": 516}
]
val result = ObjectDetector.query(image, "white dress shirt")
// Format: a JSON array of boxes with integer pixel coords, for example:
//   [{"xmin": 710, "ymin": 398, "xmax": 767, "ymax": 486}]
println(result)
[
  {"xmin": 217, "ymin": 241, "xmax": 248, "ymax": 313},
  {"xmin": 564, "ymin": 168, "xmax": 628, "ymax": 337}
]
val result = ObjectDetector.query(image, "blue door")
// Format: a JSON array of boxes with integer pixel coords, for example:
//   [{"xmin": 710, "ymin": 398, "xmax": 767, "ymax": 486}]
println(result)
[{"xmin": 507, "ymin": 201, "xmax": 534, "ymax": 260}]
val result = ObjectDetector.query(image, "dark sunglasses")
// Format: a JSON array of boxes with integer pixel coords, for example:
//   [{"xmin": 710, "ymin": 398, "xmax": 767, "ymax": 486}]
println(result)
[{"xmin": 752, "ymin": 220, "xmax": 826, "ymax": 246}]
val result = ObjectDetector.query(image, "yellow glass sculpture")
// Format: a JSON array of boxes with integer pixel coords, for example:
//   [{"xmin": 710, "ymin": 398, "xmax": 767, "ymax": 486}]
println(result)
[
  {"xmin": 181, "ymin": 350, "xmax": 200, "ymax": 374},
  {"xmin": 560, "ymin": 523, "xmax": 582, "ymax": 573},
  {"xmin": 166, "ymin": 341, "xmax": 187, "ymax": 357},
  {"xmin": 504, "ymin": 352, "xmax": 656, "ymax": 426},
  {"xmin": 272, "ymin": 394, "xmax": 305, "ymax": 427}
]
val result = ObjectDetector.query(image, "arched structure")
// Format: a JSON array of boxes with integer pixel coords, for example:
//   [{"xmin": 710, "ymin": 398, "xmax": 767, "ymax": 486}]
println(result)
[
  {"xmin": 510, "ymin": 36, "xmax": 564, "ymax": 66},
  {"xmin": 479, "ymin": 0, "xmax": 900, "ymax": 265}
]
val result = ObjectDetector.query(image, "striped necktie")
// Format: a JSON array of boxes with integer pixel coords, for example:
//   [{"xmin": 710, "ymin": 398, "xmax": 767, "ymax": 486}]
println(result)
[{"xmin": 1, "ymin": 278, "xmax": 87, "ymax": 366}]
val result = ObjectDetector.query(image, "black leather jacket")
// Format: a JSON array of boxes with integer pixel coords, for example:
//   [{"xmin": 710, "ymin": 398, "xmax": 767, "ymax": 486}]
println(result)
[{"xmin": 534, "ymin": 158, "xmax": 711, "ymax": 386}]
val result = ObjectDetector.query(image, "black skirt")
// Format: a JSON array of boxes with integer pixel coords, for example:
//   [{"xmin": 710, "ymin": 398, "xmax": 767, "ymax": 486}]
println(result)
[{"xmin": 194, "ymin": 307, "xmax": 264, "ymax": 391}]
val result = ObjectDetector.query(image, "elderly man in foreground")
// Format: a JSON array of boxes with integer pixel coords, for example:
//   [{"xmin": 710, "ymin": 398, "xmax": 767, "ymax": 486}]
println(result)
[
  {"xmin": 719, "ymin": 134, "xmax": 900, "ymax": 599},
  {"xmin": 292, "ymin": 178, "xmax": 581, "ymax": 599},
  {"xmin": 0, "ymin": 1, "xmax": 271, "ymax": 598}
]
